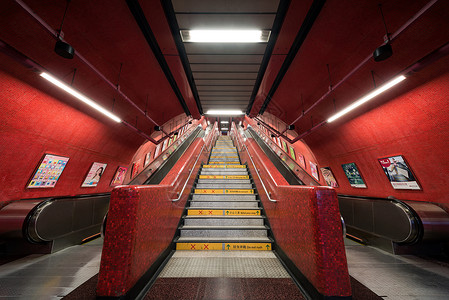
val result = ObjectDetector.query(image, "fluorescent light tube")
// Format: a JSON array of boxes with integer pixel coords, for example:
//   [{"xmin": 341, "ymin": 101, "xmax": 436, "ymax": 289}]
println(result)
[
  {"xmin": 181, "ymin": 30, "xmax": 270, "ymax": 43},
  {"xmin": 327, "ymin": 75, "xmax": 406, "ymax": 123},
  {"xmin": 40, "ymin": 72, "xmax": 121, "ymax": 123},
  {"xmin": 221, "ymin": 121, "xmax": 229, "ymax": 123},
  {"xmin": 206, "ymin": 110, "xmax": 244, "ymax": 115}
]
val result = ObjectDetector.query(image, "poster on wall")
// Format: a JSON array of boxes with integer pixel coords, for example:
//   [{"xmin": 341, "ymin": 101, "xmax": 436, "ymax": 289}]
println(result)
[
  {"xmin": 289, "ymin": 146, "xmax": 296, "ymax": 160},
  {"xmin": 131, "ymin": 159, "xmax": 141, "ymax": 178},
  {"xmin": 310, "ymin": 161, "xmax": 319, "ymax": 180},
  {"xmin": 297, "ymin": 153, "xmax": 306, "ymax": 169},
  {"xmin": 144, "ymin": 152, "xmax": 152, "ymax": 167},
  {"xmin": 168, "ymin": 137, "xmax": 173, "ymax": 147},
  {"xmin": 378, "ymin": 155, "xmax": 421, "ymax": 190},
  {"xmin": 27, "ymin": 154, "xmax": 69, "ymax": 188},
  {"xmin": 320, "ymin": 167, "xmax": 339, "ymax": 187},
  {"xmin": 281, "ymin": 140, "xmax": 288, "ymax": 153},
  {"xmin": 110, "ymin": 166, "xmax": 128, "ymax": 186},
  {"xmin": 82, "ymin": 162, "xmax": 107, "ymax": 187},
  {"xmin": 161, "ymin": 138, "xmax": 169, "ymax": 152},
  {"xmin": 154, "ymin": 144, "xmax": 161, "ymax": 158},
  {"xmin": 341, "ymin": 162, "xmax": 366, "ymax": 188}
]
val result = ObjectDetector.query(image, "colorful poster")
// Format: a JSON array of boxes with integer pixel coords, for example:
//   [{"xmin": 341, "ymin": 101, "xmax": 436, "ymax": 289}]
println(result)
[
  {"xmin": 289, "ymin": 146, "xmax": 296, "ymax": 160},
  {"xmin": 276, "ymin": 137, "xmax": 282, "ymax": 148},
  {"xmin": 110, "ymin": 166, "xmax": 128, "ymax": 186},
  {"xmin": 168, "ymin": 137, "xmax": 173, "ymax": 147},
  {"xmin": 281, "ymin": 140, "xmax": 288, "ymax": 153},
  {"xmin": 321, "ymin": 167, "xmax": 338, "ymax": 187},
  {"xmin": 342, "ymin": 162, "xmax": 366, "ymax": 188},
  {"xmin": 310, "ymin": 161, "xmax": 319, "ymax": 180},
  {"xmin": 162, "ymin": 138, "xmax": 169, "ymax": 152},
  {"xmin": 144, "ymin": 152, "xmax": 152, "ymax": 167},
  {"xmin": 297, "ymin": 153, "xmax": 305, "ymax": 169},
  {"xmin": 131, "ymin": 159, "xmax": 141, "ymax": 178},
  {"xmin": 82, "ymin": 162, "xmax": 107, "ymax": 187},
  {"xmin": 154, "ymin": 144, "xmax": 161, "ymax": 158},
  {"xmin": 27, "ymin": 154, "xmax": 69, "ymax": 188},
  {"xmin": 378, "ymin": 155, "xmax": 421, "ymax": 190}
]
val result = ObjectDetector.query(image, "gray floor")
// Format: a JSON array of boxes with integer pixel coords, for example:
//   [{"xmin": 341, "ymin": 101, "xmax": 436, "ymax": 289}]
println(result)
[
  {"xmin": 0, "ymin": 238, "xmax": 103, "ymax": 300},
  {"xmin": 345, "ymin": 238, "xmax": 449, "ymax": 299}
]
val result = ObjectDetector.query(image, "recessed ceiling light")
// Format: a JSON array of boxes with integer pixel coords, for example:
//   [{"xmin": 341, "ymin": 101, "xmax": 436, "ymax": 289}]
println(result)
[
  {"xmin": 206, "ymin": 110, "xmax": 244, "ymax": 115},
  {"xmin": 180, "ymin": 30, "xmax": 270, "ymax": 43},
  {"xmin": 40, "ymin": 72, "xmax": 121, "ymax": 123},
  {"xmin": 221, "ymin": 121, "xmax": 229, "ymax": 123}
]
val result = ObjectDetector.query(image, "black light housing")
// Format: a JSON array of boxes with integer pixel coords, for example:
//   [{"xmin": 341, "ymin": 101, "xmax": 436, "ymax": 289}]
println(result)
[
  {"xmin": 173, "ymin": 131, "xmax": 178, "ymax": 136},
  {"xmin": 189, "ymin": 121, "xmax": 192, "ymax": 124},
  {"xmin": 154, "ymin": 125, "xmax": 162, "ymax": 131},
  {"xmin": 54, "ymin": 40, "xmax": 75, "ymax": 59},
  {"xmin": 373, "ymin": 43, "xmax": 393, "ymax": 62},
  {"xmin": 288, "ymin": 124, "xmax": 295, "ymax": 130},
  {"xmin": 271, "ymin": 134, "xmax": 276, "ymax": 138}
]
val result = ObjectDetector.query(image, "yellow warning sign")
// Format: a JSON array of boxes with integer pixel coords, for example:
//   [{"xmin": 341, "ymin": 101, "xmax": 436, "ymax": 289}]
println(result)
[
  {"xmin": 203, "ymin": 165, "xmax": 246, "ymax": 169},
  {"xmin": 209, "ymin": 161, "xmax": 240, "ymax": 164},
  {"xmin": 198, "ymin": 175, "xmax": 249, "ymax": 179},
  {"xmin": 187, "ymin": 209, "xmax": 260, "ymax": 216},
  {"xmin": 225, "ymin": 189, "xmax": 254, "ymax": 194},
  {"xmin": 176, "ymin": 242, "xmax": 271, "ymax": 251},
  {"xmin": 194, "ymin": 189, "xmax": 224, "ymax": 194}
]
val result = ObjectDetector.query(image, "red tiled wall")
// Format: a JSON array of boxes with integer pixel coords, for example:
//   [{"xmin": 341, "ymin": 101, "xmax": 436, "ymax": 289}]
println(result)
[
  {"xmin": 96, "ymin": 138, "xmax": 208, "ymax": 297},
  {"xmin": 305, "ymin": 69, "xmax": 449, "ymax": 204},
  {"xmin": 0, "ymin": 70, "xmax": 141, "ymax": 203},
  {"xmin": 240, "ymin": 139, "xmax": 351, "ymax": 297}
]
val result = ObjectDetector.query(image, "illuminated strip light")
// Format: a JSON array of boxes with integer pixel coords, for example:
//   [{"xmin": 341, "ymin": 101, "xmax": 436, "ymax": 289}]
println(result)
[
  {"xmin": 221, "ymin": 128, "xmax": 229, "ymax": 130},
  {"xmin": 327, "ymin": 75, "xmax": 406, "ymax": 123},
  {"xmin": 40, "ymin": 72, "xmax": 122, "ymax": 123},
  {"xmin": 221, "ymin": 121, "xmax": 229, "ymax": 123},
  {"xmin": 206, "ymin": 110, "xmax": 244, "ymax": 115},
  {"xmin": 181, "ymin": 30, "xmax": 270, "ymax": 43}
]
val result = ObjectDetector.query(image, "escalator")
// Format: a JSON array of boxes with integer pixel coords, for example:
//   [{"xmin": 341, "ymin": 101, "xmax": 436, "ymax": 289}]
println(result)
[{"xmin": 143, "ymin": 136, "xmax": 306, "ymax": 299}]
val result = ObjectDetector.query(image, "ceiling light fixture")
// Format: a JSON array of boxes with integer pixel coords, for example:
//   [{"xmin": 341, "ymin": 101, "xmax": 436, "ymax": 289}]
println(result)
[
  {"xmin": 180, "ymin": 30, "xmax": 270, "ymax": 43},
  {"xmin": 206, "ymin": 110, "xmax": 244, "ymax": 116},
  {"xmin": 40, "ymin": 72, "xmax": 121, "ymax": 122},
  {"xmin": 221, "ymin": 121, "xmax": 229, "ymax": 123},
  {"xmin": 54, "ymin": 0, "xmax": 75, "ymax": 59},
  {"xmin": 327, "ymin": 75, "xmax": 406, "ymax": 123}
]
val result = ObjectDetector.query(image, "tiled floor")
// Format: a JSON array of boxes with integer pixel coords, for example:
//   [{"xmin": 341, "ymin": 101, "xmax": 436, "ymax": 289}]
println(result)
[
  {"xmin": 0, "ymin": 239, "xmax": 102, "ymax": 300},
  {"xmin": 345, "ymin": 238, "xmax": 449, "ymax": 300}
]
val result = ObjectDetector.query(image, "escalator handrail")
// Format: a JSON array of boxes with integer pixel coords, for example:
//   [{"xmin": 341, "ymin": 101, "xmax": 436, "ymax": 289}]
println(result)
[
  {"xmin": 171, "ymin": 143, "xmax": 205, "ymax": 202},
  {"xmin": 243, "ymin": 143, "xmax": 277, "ymax": 203}
]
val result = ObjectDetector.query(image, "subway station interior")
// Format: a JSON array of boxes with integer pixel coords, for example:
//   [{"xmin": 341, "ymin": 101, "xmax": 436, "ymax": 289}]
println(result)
[{"xmin": 1, "ymin": 0, "xmax": 449, "ymax": 299}]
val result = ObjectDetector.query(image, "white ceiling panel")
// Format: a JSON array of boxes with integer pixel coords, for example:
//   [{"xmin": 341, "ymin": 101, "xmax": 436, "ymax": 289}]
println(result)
[
  {"xmin": 172, "ymin": 0, "xmax": 280, "ymax": 13},
  {"xmin": 197, "ymin": 85, "xmax": 253, "ymax": 91},
  {"xmin": 191, "ymin": 64, "xmax": 260, "ymax": 72},
  {"xmin": 193, "ymin": 72, "xmax": 258, "ymax": 80},
  {"xmin": 177, "ymin": 14, "xmax": 276, "ymax": 30},
  {"xmin": 184, "ymin": 43, "xmax": 267, "ymax": 55},
  {"xmin": 195, "ymin": 79, "xmax": 256, "ymax": 86},
  {"xmin": 188, "ymin": 55, "xmax": 264, "ymax": 64}
]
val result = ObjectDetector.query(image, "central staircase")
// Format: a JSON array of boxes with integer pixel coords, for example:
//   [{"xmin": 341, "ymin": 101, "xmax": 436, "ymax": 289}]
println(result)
[{"xmin": 175, "ymin": 135, "xmax": 273, "ymax": 251}]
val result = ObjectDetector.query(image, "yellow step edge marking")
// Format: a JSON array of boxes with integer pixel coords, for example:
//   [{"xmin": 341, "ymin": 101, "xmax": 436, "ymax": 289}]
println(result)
[
  {"xmin": 176, "ymin": 243, "xmax": 271, "ymax": 251},
  {"xmin": 199, "ymin": 175, "xmax": 249, "ymax": 179},
  {"xmin": 210, "ymin": 156, "xmax": 239, "ymax": 158},
  {"xmin": 208, "ymin": 161, "xmax": 240, "ymax": 164},
  {"xmin": 194, "ymin": 189, "xmax": 254, "ymax": 194},
  {"xmin": 187, "ymin": 209, "xmax": 261, "ymax": 216},
  {"xmin": 203, "ymin": 165, "xmax": 246, "ymax": 168},
  {"xmin": 211, "ymin": 151, "xmax": 237, "ymax": 154}
]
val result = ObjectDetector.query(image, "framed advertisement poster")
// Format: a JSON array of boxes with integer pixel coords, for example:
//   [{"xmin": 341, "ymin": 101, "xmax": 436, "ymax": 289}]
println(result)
[
  {"xmin": 110, "ymin": 166, "xmax": 127, "ymax": 186},
  {"xmin": 297, "ymin": 153, "xmax": 305, "ymax": 169},
  {"xmin": 310, "ymin": 161, "xmax": 319, "ymax": 180},
  {"xmin": 82, "ymin": 162, "xmax": 107, "ymax": 187},
  {"xmin": 378, "ymin": 155, "xmax": 421, "ymax": 190},
  {"xmin": 281, "ymin": 140, "xmax": 288, "ymax": 153},
  {"xmin": 341, "ymin": 162, "xmax": 366, "ymax": 188},
  {"xmin": 289, "ymin": 146, "xmax": 296, "ymax": 160},
  {"xmin": 131, "ymin": 159, "xmax": 141, "ymax": 178},
  {"xmin": 154, "ymin": 143, "xmax": 161, "ymax": 158},
  {"xmin": 27, "ymin": 154, "xmax": 69, "ymax": 188},
  {"xmin": 144, "ymin": 152, "xmax": 152, "ymax": 167},
  {"xmin": 161, "ymin": 138, "xmax": 169, "ymax": 152},
  {"xmin": 321, "ymin": 167, "xmax": 338, "ymax": 187}
]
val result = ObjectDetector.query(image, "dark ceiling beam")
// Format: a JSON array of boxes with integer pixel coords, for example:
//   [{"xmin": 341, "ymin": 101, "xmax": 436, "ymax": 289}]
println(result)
[
  {"xmin": 126, "ymin": 0, "xmax": 191, "ymax": 116},
  {"xmin": 245, "ymin": 0, "xmax": 291, "ymax": 115},
  {"xmin": 160, "ymin": 0, "xmax": 203, "ymax": 115},
  {"xmin": 258, "ymin": 0, "xmax": 326, "ymax": 115}
]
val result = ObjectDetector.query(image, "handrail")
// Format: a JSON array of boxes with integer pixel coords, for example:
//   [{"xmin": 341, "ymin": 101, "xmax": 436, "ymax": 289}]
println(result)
[
  {"xmin": 244, "ymin": 144, "xmax": 277, "ymax": 203},
  {"xmin": 171, "ymin": 143, "xmax": 205, "ymax": 202}
]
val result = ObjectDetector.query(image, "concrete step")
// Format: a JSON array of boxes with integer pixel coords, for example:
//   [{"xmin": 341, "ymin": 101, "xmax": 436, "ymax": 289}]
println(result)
[
  {"xmin": 197, "ymin": 179, "xmax": 251, "ymax": 184},
  {"xmin": 189, "ymin": 200, "xmax": 259, "ymax": 208},
  {"xmin": 200, "ymin": 171, "xmax": 248, "ymax": 176},
  {"xmin": 175, "ymin": 236, "xmax": 272, "ymax": 243},
  {"xmin": 183, "ymin": 216, "xmax": 265, "ymax": 226},
  {"xmin": 179, "ymin": 225, "xmax": 269, "ymax": 238},
  {"xmin": 196, "ymin": 183, "xmax": 253, "ymax": 189},
  {"xmin": 191, "ymin": 194, "xmax": 256, "ymax": 201}
]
